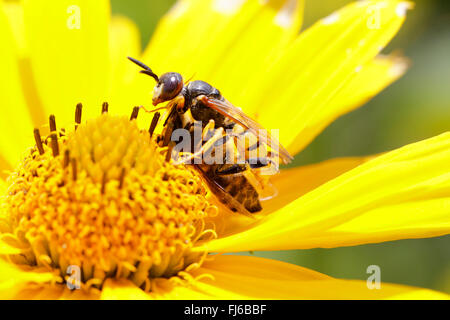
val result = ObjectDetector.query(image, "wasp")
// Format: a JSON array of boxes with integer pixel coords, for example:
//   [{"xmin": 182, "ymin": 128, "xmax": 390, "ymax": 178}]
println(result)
[{"xmin": 128, "ymin": 57, "xmax": 293, "ymax": 215}]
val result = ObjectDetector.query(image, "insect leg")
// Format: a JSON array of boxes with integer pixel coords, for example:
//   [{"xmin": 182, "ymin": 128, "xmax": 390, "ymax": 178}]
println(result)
[
  {"xmin": 177, "ymin": 119, "xmax": 215, "ymax": 159},
  {"xmin": 243, "ymin": 157, "xmax": 279, "ymax": 201},
  {"xmin": 220, "ymin": 160, "xmax": 278, "ymax": 201},
  {"xmin": 215, "ymin": 163, "xmax": 248, "ymax": 176},
  {"xmin": 175, "ymin": 127, "xmax": 224, "ymax": 165},
  {"xmin": 248, "ymin": 157, "xmax": 279, "ymax": 175},
  {"xmin": 148, "ymin": 112, "xmax": 161, "ymax": 137},
  {"xmin": 202, "ymin": 119, "xmax": 216, "ymax": 142},
  {"xmin": 215, "ymin": 142, "xmax": 268, "ymax": 177},
  {"xmin": 248, "ymin": 157, "xmax": 270, "ymax": 169}
]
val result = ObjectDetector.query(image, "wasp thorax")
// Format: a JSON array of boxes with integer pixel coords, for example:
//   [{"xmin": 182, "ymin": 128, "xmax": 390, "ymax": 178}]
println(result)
[{"xmin": 152, "ymin": 72, "xmax": 184, "ymax": 105}]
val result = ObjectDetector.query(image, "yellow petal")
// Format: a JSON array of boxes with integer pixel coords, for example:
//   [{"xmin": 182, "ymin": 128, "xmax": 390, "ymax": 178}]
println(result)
[
  {"xmin": 243, "ymin": 0, "xmax": 412, "ymax": 152},
  {"xmin": 201, "ymin": 254, "xmax": 329, "ymax": 281},
  {"xmin": 2, "ymin": 1, "xmax": 27, "ymax": 57},
  {"xmin": 143, "ymin": 0, "xmax": 244, "ymax": 75},
  {"xmin": 59, "ymin": 287, "xmax": 100, "ymax": 300},
  {"xmin": 0, "ymin": 239, "xmax": 22, "ymax": 255},
  {"xmin": 302, "ymin": 197, "xmax": 450, "ymax": 248},
  {"xmin": 189, "ymin": 255, "xmax": 449, "ymax": 299},
  {"xmin": 0, "ymin": 6, "xmax": 35, "ymax": 167},
  {"xmin": 0, "ymin": 259, "xmax": 56, "ymax": 284},
  {"xmin": 142, "ymin": 0, "xmax": 304, "ymax": 112},
  {"xmin": 0, "ymin": 178, "xmax": 8, "ymax": 197},
  {"xmin": 22, "ymin": 0, "xmax": 111, "ymax": 126},
  {"xmin": 107, "ymin": 15, "xmax": 143, "ymax": 114},
  {"xmin": 288, "ymin": 54, "xmax": 410, "ymax": 155},
  {"xmin": 10, "ymin": 284, "xmax": 99, "ymax": 300},
  {"xmin": 266, "ymin": 156, "xmax": 373, "ymax": 214},
  {"xmin": 101, "ymin": 279, "xmax": 152, "ymax": 300},
  {"xmin": 151, "ymin": 278, "xmax": 215, "ymax": 300},
  {"xmin": 10, "ymin": 285, "xmax": 64, "ymax": 300},
  {"xmin": 3, "ymin": 1, "xmax": 47, "ymax": 128},
  {"xmin": 147, "ymin": 255, "xmax": 327, "ymax": 300},
  {"xmin": 209, "ymin": 156, "xmax": 372, "ymax": 239},
  {"xmin": 0, "ymin": 258, "xmax": 58, "ymax": 299},
  {"xmin": 205, "ymin": 0, "xmax": 305, "ymax": 103},
  {"xmin": 200, "ymin": 132, "xmax": 450, "ymax": 252},
  {"xmin": 0, "ymin": 178, "xmax": 6, "ymax": 194}
]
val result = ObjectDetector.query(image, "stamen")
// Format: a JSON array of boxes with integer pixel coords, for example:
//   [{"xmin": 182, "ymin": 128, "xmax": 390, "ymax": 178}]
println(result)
[
  {"xmin": 102, "ymin": 102, "xmax": 109, "ymax": 114},
  {"xmin": 75, "ymin": 103, "xmax": 82, "ymax": 130},
  {"xmin": 130, "ymin": 106, "xmax": 140, "ymax": 121},
  {"xmin": 49, "ymin": 115, "xmax": 57, "ymax": 133},
  {"xmin": 33, "ymin": 128, "xmax": 44, "ymax": 155},
  {"xmin": 163, "ymin": 123, "xmax": 174, "ymax": 147},
  {"xmin": 5, "ymin": 113, "xmax": 217, "ymax": 290},
  {"xmin": 149, "ymin": 112, "xmax": 161, "ymax": 137},
  {"xmin": 101, "ymin": 173, "xmax": 107, "ymax": 194},
  {"xmin": 118, "ymin": 167, "xmax": 126, "ymax": 189},
  {"xmin": 50, "ymin": 133, "xmax": 59, "ymax": 157},
  {"xmin": 71, "ymin": 158, "xmax": 77, "ymax": 181},
  {"xmin": 63, "ymin": 149, "xmax": 70, "ymax": 168},
  {"xmin": 166, "ymin": 141, "xmax": 176, "ymax": 162}
]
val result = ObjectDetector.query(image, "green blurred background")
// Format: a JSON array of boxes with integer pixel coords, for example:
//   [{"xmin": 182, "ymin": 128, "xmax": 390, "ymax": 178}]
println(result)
[{"xmin": 111, "ymin": 0, "xmax": 450, "ymax": 293}]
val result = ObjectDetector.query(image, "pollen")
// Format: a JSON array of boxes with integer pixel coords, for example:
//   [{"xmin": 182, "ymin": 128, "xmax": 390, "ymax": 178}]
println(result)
[{"xmin": 1, "ymin": 106, "xmax": 217, "ymax": 291}]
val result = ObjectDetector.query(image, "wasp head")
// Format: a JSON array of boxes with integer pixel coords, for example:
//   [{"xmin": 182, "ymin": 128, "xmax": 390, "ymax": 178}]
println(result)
[
  {"xmin": 128, "ymin": 57, "xmax": 184, "ymax": 106},
  {"xmin": 152, "ymin": 72, "xmax": 184, "ymax": 106}
]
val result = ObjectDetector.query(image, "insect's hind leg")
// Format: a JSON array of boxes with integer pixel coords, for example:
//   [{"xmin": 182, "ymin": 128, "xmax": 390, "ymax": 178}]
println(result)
[
  {"xmin": 248, "ymin": 156, "xmax": 280, "ymax": 176},
  {"xmin": 215, "ymin": 157, "xmax": 278, "ymax": 175},
  {"xmin": 214, "ymin": 158, "xmax": 279, "ymax": 201},
  {"xmin": 215, "ymin": 163, "xmax": 248, "ymax": 176}
]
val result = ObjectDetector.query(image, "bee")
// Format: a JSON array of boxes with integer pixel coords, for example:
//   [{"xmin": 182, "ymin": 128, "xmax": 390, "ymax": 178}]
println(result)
[{"xmin": 128, "ymin": 57, "xmax": 293, "ymax": 215}]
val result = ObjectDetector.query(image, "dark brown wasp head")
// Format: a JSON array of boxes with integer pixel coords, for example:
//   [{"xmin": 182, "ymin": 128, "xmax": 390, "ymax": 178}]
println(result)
[
  {"xmin": 128, "ymin": 57, "xmax": 183, "ymax": 106},
  {"xmin": 152, "ymin": 72, "xmax": 184, "ymax": 106}
]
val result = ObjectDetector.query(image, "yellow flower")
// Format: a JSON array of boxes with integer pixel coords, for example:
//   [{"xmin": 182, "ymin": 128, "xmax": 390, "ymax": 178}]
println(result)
[{"xmin": 0, "ymin": 0, "xmax": 449, "ymax": 300}]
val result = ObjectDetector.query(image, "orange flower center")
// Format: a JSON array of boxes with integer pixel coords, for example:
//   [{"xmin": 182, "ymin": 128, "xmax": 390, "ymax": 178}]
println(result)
[{"xmin": 1, "ymin": 108, "xmax": 217, "ymax": 291}]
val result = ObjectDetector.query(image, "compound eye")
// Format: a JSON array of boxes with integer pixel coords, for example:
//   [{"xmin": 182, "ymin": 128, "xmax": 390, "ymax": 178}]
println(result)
[{"xmin": 160, "ymin": 72, "xmax": 183, "ymax": 100}]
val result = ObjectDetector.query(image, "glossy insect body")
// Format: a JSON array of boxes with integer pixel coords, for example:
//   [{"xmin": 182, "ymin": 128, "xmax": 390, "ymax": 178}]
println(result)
[
  {"xmin": 128, "ymin": 57, "xmax": 293, "ymax": 215},
  {"xmin": 169, "ymin": 80, "xmax": 265, "ymax": 213},
  {"xmin": 183, "ymin": 81, "xmax": 235, "ymax": 129}
]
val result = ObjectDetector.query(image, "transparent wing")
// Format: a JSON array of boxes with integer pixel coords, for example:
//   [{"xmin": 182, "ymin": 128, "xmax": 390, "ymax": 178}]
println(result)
[
  {"xmin": 199, "ymin": 96, "xmax": 294, "ymax": 164},
  {"xmin": 193, "ymin": 165, "xmax": 256, "ymax": 218}
]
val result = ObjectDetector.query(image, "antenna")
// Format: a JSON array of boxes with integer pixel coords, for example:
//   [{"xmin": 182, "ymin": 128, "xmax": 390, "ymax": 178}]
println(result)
[{"xmin": 127, "ymin": 56, "xmax": 159, "ymax": 82}]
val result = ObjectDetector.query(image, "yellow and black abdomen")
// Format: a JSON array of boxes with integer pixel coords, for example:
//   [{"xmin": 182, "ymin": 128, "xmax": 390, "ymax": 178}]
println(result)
[{"xmin": 199, "ymin": 164, "xmax": 262, "ymax": 214}]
